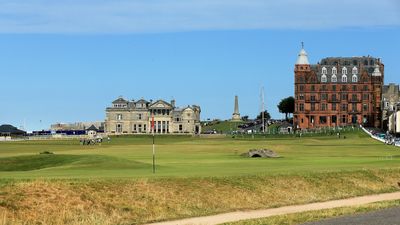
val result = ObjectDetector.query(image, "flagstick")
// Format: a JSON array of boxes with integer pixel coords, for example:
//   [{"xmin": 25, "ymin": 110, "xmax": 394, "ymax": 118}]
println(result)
[{"xmin": 152, "ymin": 131, "xmax": 155, "ymax": 174}]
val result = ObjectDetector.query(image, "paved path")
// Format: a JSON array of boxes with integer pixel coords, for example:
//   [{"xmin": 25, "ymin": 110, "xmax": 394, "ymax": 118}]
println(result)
[
  {"xmin": 301, "ymin": 206, "xmax": 400, "ymax": 225},
  {"xmin": 147, "ymin": 192, "xmax": 400, "ymax": 225}
]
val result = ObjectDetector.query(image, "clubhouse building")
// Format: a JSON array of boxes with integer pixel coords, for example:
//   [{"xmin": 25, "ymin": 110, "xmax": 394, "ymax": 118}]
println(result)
[
  {"xmin": 293, "ymin": 46, "xmax": 384, "ymax": 129},
  {"xmin": 105, "ymin": 97, "xmax": 201, "ymax": 135}
]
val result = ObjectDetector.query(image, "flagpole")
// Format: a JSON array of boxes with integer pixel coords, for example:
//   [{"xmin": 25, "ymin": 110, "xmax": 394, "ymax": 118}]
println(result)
[{"xmin": 151, "ymin": 113, "xmax": 155, "ymax": 174}]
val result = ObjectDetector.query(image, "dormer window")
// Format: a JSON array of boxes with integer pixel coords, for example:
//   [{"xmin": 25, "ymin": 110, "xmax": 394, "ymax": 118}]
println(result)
[
  {"xmin": 342, "ymin": 67, "xmax": 347, "ymax": 75},
  {"xmin": 342, "ymin": 75, "xmax": 347, "ymax": 83},
  {"xmin": 331, "ymin": 75, "xmax": 337, "ymax": 83},
  {"xmin": 332, "ymin": 67, "xmax": 337, "ymax": 75},
  {"xmin": 352, "ymin": 66, "xmax": 358, "ymax": 75},
  {"xmin": 352, "ymin": 75, "xmax": 358, "ymax": 83},
  {"xmin": 322, "ymin": 67, "xmax": 327, "ymax": 75},
  {"xmin": 321, "ymin": 75, "xmax": 327, "ymax": 83}
]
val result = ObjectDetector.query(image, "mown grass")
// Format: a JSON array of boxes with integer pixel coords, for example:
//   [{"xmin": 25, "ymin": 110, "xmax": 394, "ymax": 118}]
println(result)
[
  {"xmin": 0, "ymin": 131, "xmax": 399, "ymax": 224},
  {"xmin": 224, "ymin": 200, "xmax": 400, "ymax": 225}
]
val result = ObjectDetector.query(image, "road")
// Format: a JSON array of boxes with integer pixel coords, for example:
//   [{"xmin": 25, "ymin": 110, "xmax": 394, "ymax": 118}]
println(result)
[{"xmin": 301, "ymin": 207, "xmax": 400, "ymax": 225}]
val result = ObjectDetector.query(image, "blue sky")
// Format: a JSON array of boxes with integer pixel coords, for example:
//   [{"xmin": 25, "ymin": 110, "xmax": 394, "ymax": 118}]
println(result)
[{"xmin": 0, "ymin": 0, "xmax": 400, "ymax": 131}]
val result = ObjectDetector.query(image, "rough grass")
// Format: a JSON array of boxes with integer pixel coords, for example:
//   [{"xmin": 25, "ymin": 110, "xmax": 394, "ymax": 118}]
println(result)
[
  {"xmin": 0, "ymin": 169, "xmax": 400, "ymax": 225},
  {"xmin": 224, "ymin": 200, "xmax": 400, "ymax": 225}
]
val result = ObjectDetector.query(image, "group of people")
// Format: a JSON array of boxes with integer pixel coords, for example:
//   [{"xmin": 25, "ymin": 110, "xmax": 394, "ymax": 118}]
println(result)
[{"xmin": 80, "ymin": 137, "xmax": 103, "ymax": 145}]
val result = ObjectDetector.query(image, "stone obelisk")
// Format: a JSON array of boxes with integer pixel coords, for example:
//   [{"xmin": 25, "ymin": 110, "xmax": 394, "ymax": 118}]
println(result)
[{"xmin": 232, "ymin": 95, "xmax": 241, "ymax": 121}]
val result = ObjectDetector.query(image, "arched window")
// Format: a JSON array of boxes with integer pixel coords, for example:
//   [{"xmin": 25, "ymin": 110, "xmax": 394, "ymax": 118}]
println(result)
[
  {"xmin": 352, "ymin": 66, "xmax": 358, "ymax": 75},
  {"xmin": 321, "ymin": 75, "xmax": 327, "ymax": 83},
  {"xmin": 322, "ymin": 67, "xmax": 327, "ymax": 75},
  {"xmin": 342, "ymin": 75, "xmax": 347, "ymax": 83},
  {"xmin": 331, "ymin": 75, "xmax": 337, "ymax": 83},
  {"xmin": 352, "ymin": 75, "xmax": 358, "ymax": 83},
  {"xmin": 332, "ymin": 67, "xmax": 337, "ymax": 75},
  {"xmin": 342, "ymin": 67, "xmax": 347, "ymax": 75}
]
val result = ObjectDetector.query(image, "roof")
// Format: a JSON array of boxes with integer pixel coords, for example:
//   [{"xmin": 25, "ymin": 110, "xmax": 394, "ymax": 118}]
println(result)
[
  {"xmin": 0, "ymin": 124, "xmax": 26, "ymax": 135},
  {"xmin": 86, "ymin": 125, "xmax": 98, "ymax": 131},
  {"xmin": 112, "ymin": 97, "xmax": 128, "ymax": 104},
  {"xmin": 296, "ymin": 48, "xmax": 310, "ymax": 65},
  {"xmin": 149, "ymin": 100, "xmax": 173, "ymax": 108}
]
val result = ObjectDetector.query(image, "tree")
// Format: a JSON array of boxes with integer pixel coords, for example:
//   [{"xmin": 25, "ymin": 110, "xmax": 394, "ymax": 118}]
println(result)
[
  {"xmin": 241, "ymin": 115, "xmax": 249, "ymax": 121},
  {"xmin": 277, "ymin": 96, "xmax": 295, "ymax": 121},
  {"xmin": 256, "ymin": 110, "xmax": 271, "ymax": 121}
]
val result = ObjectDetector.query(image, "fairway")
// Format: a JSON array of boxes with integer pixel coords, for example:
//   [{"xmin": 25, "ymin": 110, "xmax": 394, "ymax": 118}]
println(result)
[{"xmin": 0, "ymin": 131, "xmax": 399, "ymax": 179}]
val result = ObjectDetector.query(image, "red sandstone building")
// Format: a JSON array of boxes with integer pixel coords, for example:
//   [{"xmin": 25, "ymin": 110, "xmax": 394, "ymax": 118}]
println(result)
[{"xmin": 293, "ymin": 47, "xmax": 383, "ymax": 130}]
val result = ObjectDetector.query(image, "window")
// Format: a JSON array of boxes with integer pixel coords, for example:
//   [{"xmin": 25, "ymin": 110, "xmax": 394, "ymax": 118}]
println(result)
[
  {"xmin": 352, "ymin": 103, "xmax": 357, "ymax": 111},
  {"xmin": 331, "ymin": 94, "xmax": 337, "ymax": 101},
  {"xmin": 332, "ymin": 85, "xmax": 337, "ymax": 91},
  {"xmin": 320, "ymin": 116, "xmax": 327, "ymax": 124},
  {"xmin": 179, "ymin": 125, "xmax": 183, "ymax": 131},
  {"xmin": 299, "ymin": 94, "xmax": 305, "ymax": 100},
  {"xmin": 332, "ymin": 67, "xmax": 337, "ymax": 75},
  {"xmin": 352, "ymin": 75, "xmax": 358, "ymax": 83},
  {"xmin": 321, "ymin": 103, "xmax": 327, "ymax": 111},
  {"xmin": 363, "ymin": 104, "xmax": 368, "ymax": 111},
  {"xmin": 352, "ymin": 85, "xmax": 357, "ymax": 91},
  {"xmin": 342, "ymin": 75, "xmax": 347, "ymax": 83},
  {"xmin": 342, "ymin": 115, "xmax": 347, "ymax": 123},
  {"xmin": 116, "ymin": 124, "xmax": 122, "ymax": 133},
  {"xmin": 321, "ymin": 75, "xmax": 327, "ymax": 83},
  {"xmin": 299, "ymin": 103, "xmax": 304, "ymax": 111},
  {"xmin": 331, "ymin": 75, "xmax": 337, "ymax": 83},
  {"xmin": 332, "ymin": 115, "xmax": 337, "ymax": 123},
  {"xmin": 341, "ymin": 104, "xmax": 348, "ymax": 111},
  {"xmin": 133, "ymin": 124, "xmax": 137, "ymax": 131},
  {"xmin": 342, "ymin": 67, "xmax": 348, "ymax": 75},
  {"xmin": 144, "ymin": 124, "xmax": 147, "ymax": 131},
  {"xmin": 117, "ymin": 114, "xmax": 123, "ymax": 120},
  {"xmin": 341, "ymin": 93, "xmax": 348, "ymax": 101},
  {"xmin": 321, "ymin": 93, "xmax": 328, "ymax": 100},
  {"xmin": 311, "ymin": 103, "xmax": 316, "ymax": 111},
  {"xmin": 300, "ymin": 85, "xmax": 304, "ymax": 91},
  {"xmin": 352, "ymin": 66, "xmax": 358, "ymax": 75},
  {"xmin": 352, "ymin": 94, "xmax": 358, "ymax": 101},
  {"xmin": 311, "ymin": 85, "xmax": 315, "ymax": 91},
  {"xmin": 138, "ymin": 114, "xmax": 142, "ymax": 120},
  {"xmin": 363, "ymin": 94, "xmax": 369, "ymax": 100},
  {"xmin": 332, "ymin": 103, "xmax": 337, "ymax": 111},
  {"xmin": 322, "ymin": 67, "xmax": 327, "ymax": 74},
  {"xmin": 311, "ymin": 95, "xmax": 316, "ymax": 101},
  {"xmin": 322, "ymin": 85, "xmax": 327, "ymax": 91},
  {"xmin": 341, "ymin": 85, "xmax": 347, "ymax": 91},
  {"xmin": 363, "ymin": 85, "xmax": 369, "ymax": 91}
]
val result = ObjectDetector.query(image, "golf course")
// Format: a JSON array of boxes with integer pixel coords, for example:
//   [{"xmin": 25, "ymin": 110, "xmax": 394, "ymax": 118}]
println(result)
[{"xmin": 0, "ymin": 130, "xmax": 400, "ymax": 224}]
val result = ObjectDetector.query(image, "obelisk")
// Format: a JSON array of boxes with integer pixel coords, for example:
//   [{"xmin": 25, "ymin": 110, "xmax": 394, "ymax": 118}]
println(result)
[{"xmin": 232, "ymin": 95, "xmax": 241, "ymax": 121}]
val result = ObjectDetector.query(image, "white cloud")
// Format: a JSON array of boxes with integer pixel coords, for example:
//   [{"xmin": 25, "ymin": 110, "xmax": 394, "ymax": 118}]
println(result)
[{"xmin": 0, "ymin": 0, "xmax": 399, "ymax": 33}]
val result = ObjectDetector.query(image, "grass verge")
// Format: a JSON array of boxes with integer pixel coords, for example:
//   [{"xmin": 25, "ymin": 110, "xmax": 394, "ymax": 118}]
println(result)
[{"xmin": 0, "ymin": 168, "xmax": 400, "ymax": 225}]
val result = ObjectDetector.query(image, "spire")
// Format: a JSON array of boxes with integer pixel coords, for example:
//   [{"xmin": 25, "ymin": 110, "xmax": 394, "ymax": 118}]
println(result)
[
  {"xmin": 296, "ymin": 42, "xmax": 310, "ymax": 65},
  {"xmin": 232, "ymin": 95, "xmax": 241, "ymax": 121}
]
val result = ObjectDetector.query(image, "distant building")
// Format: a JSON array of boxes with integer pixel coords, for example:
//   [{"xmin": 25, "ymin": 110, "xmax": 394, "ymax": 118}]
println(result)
[
  {"xmin": 293, "ymin": 45, "xmax": 384, "ymax": 129},
  {"xmin": 105, "ymin": 97, "xmax": 201, "ymax": 134},
  {"xmin": 388, "ymin": 103, "xmax": 400, "ymax": 134},
  {"xmin": 0, "ymin": 124, "xmax": 26, "ymax": 136},
  {"xmin": 382, "ymin": 83, "xmax": 400, "ymax": 130},
  {"xmin": 51, "ymin": 122, "xmax": 104, "ymax": 132}
]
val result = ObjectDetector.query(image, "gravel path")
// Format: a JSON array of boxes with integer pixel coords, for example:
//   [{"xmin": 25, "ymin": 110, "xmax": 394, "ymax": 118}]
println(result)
[{"xmin": 146, "ymin": 192, "xmax": 400, "ymax": 225}]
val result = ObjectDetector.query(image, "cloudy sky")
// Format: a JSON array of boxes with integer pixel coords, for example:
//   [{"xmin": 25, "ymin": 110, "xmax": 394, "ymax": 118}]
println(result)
[{"xmin": 0, "ymin": 0, "xmax": 399, "ymax": 131}]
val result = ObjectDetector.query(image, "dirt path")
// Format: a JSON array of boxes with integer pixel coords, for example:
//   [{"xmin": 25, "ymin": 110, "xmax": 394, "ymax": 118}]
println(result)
[{"xmin": 147, "ymin": 192, "xmax": 400, "ymax": 225}]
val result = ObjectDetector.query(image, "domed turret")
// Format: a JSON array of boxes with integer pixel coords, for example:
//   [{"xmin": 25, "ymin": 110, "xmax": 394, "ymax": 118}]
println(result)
[
  {"xmin": 296, "ymin": 43, "xmax": 310, "ymax": 65},
  {"xmin": 372, "ymin": 64, "xmax": 382, "ymax": 76}
]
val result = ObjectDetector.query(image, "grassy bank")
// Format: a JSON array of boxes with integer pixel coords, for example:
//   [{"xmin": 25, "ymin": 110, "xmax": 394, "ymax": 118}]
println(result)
[{"xmin": 1, "ymin": 169, "xmax": 400, "ymax": 225}]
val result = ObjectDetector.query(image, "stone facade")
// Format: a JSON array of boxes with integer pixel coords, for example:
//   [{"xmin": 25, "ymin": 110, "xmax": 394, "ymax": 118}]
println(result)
[
  {"xmin": 382, "ymin": 83, "xmax": 400, "ymax": 129},
  {"xmin": 105, "ymin": 97, "xmax": 201, "ymax": 134},
  {"xmin": 293, "ymin": 47, "xmax": 384, "ymax": 129}
]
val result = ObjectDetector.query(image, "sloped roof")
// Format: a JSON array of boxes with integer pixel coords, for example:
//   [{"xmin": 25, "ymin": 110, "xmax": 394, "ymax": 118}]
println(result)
[
  {"xmin": 149, "ymin": 100, "xmax": 172, "ymax": 108},
  {"xmin": 0, "ymin": 124, "xmax": 26, "ymax": 135},
  {"xmin": 86, "ymin": 125, "xmax": 98, "ymax": 131},
  {"xmin": 112, "ymin": 97, "xmax": 128, "ymax": 104}
]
